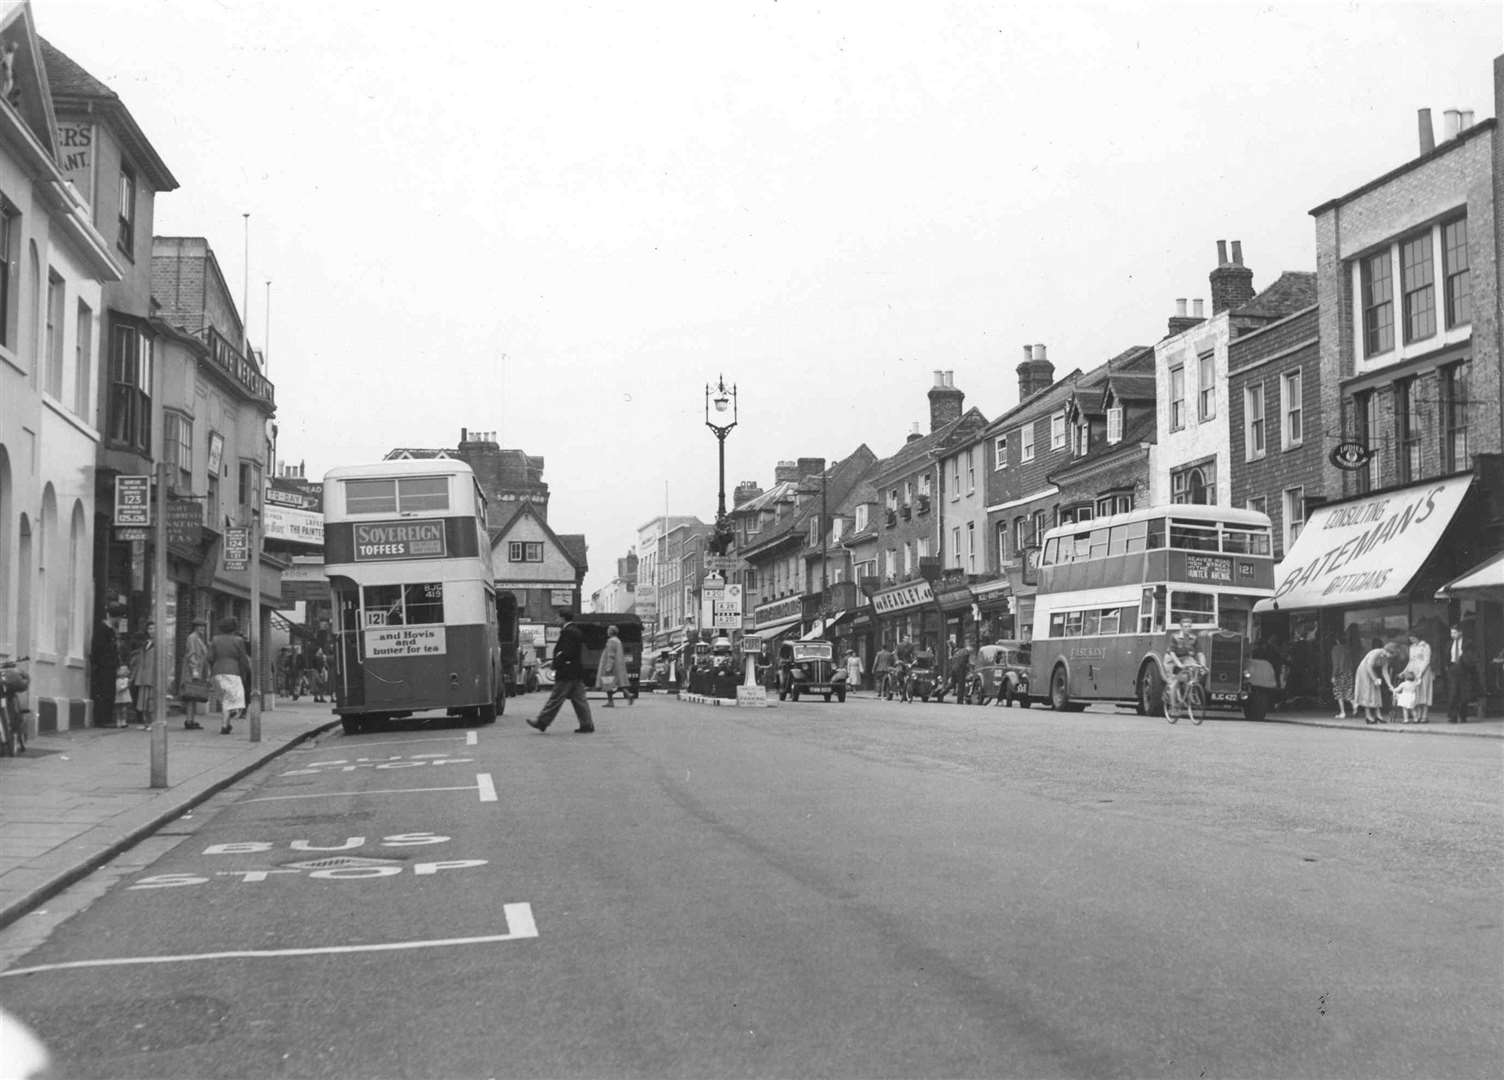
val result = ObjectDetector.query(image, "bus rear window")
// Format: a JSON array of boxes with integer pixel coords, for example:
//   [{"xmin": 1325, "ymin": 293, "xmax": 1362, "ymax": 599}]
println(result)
[
  {"xmin": 363, "ymin": 582, "xmax": 445, "ymax": 625},
  {"xmin": 1223, "ymin": 527, "xmax": 1272, "ymax": 556},
  {"xmin": 342, "ymin": 476, "xmax": 451, "ymax": 515}
]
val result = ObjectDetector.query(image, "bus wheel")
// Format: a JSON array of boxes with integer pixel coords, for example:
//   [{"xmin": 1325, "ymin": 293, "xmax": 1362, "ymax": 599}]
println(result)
[
  {"xmin": 1049, "ymin": 666, "xmax": 1071, "ymax": 711},
  {"xmin": 1137, "ymin": 663, "xmax": 1164, "ymax": 716},
  {"xmin": 341, "ymin": 717, "xmax": 363, "ymax": 735}
]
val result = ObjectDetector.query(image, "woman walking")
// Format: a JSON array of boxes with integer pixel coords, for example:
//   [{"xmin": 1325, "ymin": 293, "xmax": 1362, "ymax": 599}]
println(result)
[
  {"xmin": 1353, "ymin": 639, "xmax": 1396, "ymax": 724},
  {"xmin": 181, "ymin": 618, "xmax": 209, "ymax": 730},
  {"xmin": 208, "ymin": 617, "xmax": 253, "ymax": 734},
  {"xmin": 1401, "ymin": 628, "xmax": 1434, "ymax": 723},
  {"xmin": 129, "ymin": 623, "xmax": 157, "ymax": 730},
  {"xmin": 597, "ymin": 624, "xmax": 630, "ymax": 707}
]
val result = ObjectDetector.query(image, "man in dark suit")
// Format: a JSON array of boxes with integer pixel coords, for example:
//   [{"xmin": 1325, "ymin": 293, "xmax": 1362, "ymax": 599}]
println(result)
[
  {"xmin": 89, "ymin": 606, "xmax": 121, "ymax": 727},
  {"xmin": 527, "ymin": 611, "xmax": 595, "ymax": 734},
  {"xmin": 1445, "ymin": 623, "xmax": 1481, "ymax": 723}
]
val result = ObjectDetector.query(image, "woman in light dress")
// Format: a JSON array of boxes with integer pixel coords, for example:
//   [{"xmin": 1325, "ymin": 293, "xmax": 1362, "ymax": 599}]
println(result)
[
  {"xmin": 1353, "ymin": 639, "xmax": 1396, "ymax": 725},
  {"xmin": 1400, "ymin": 628, "xmax": 1434, "ymax": 723}
]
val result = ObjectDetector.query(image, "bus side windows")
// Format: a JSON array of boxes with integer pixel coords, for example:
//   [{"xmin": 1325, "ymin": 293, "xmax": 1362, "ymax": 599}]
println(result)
[{"xmin": 1145, "ymin": 518, "xmax": 1165, "ymax": 549}]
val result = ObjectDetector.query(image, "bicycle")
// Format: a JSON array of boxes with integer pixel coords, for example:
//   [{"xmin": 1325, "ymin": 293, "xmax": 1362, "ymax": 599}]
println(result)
[
  {"xmin": 881, "ymin": 663, "xmax": 911, "ymax": 702},
  {"xmin": 1164, "ymin": 661, "xmax": 1207, "ymax": 725},
  {"xmin": 0, "ymin": 655, "xmax": 31, "ymax": 757}
]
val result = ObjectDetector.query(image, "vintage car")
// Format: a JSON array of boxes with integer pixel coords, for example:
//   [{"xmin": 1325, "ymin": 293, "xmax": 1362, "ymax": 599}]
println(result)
[
  {"xmin": 964, "ymin": 641, "xmax": 1032, "ymax": 706},
  {"xmin": 903, "ymin": 650, "xmax": 942, "ymax": 702},
  {"xmin": 777, "ymin": 640, "xmax": 847, "ymax": 702}
]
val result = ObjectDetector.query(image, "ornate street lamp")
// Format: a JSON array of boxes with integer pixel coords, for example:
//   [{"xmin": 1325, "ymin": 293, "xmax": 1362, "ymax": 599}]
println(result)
[{"xmin": 705, "ymin": 375, "xmax": 738, "ymax": 555}]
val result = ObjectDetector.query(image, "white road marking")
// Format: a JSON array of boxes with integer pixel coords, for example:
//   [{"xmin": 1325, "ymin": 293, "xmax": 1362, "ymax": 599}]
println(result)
[
  {"xmin": 326, "ymin": 735, "xmax": 472, "ymax": 749},
  {"xmin": 476, "ymin": 772, "xmax": 497, "ymax": 802},
  {"xmin": 466, "ymin": 730, "xmax": 478, "ymax": 746},
  {"xmin": 0, "ymin": 904, "xmax": 537, "ymax": 978},
  {"xmin": 241, "ymin": 784, "xmax": 484, "ymax": 804}
]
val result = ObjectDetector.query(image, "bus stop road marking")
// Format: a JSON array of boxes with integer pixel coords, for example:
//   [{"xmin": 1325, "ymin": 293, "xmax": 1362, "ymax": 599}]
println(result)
[
  {"xmin": 325, "ymin": 734, "xmax": 474, "ymax": 749},
  {"xmin": 0, "ymin": 904, "xmax": 537, "ymax": 979},
  {"xmin": 476, "ymin": 772, "xmax": 496, "ymax": 802},
  {"xmin": 242, "ymin": 780, "xmax": 492, "ymax": 805},
  {"xmin": 466, "ymin": 730, "xmax": 478, "ymax": 746}
]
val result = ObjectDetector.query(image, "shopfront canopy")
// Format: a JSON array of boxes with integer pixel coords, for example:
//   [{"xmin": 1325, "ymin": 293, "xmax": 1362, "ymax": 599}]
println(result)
[
  {"xmin": 800, "ymin": 610, "xmax": 850, "ymax": 640},
  {"xmin": 1435, "ymin": 550, "xmax": 1504, "ymax": 602},
  {"xmin": 1254, "ymin": 475, "xmax": 1474, "ymax": 613},
  {"xmin": 750, "ymin": 615, "xmax": 802, "ymax": 643}
]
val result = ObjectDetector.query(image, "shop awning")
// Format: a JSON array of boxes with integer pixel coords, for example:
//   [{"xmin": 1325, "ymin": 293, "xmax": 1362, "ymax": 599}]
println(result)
[
  {"xmin": 749, "ymin": 615, "xmax": 802, "ymax": 642},
  {"xmin": 1254, "ymin": 474, "xmax": 1474, "ymax": 613},
  {"xmin": 1436, "ymin": 550, "xmax": 1504, "ymax": 601},
  {"xmin": 801, "ymin": 609, "xmax": 850, "ymax": 640}
]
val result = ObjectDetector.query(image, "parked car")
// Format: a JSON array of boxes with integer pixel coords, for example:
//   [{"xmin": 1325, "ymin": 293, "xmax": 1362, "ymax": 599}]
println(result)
[
  {"xmin": 777, "ymin": 640, "xmax": 847, "ymax": 702},
  {"xmin": 965, "ymin": 641, "xmax": 1032, "ymax": 706}
]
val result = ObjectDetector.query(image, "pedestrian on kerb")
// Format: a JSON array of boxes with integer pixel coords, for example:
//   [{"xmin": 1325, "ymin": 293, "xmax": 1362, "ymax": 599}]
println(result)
[
  {"xmin": 1445, "ymin": 624, "xmax": 1481, "ymax": 723},
  {"xmin": 597, "ymin": 624, "xmax": 630, "ymax": 707},
  {"xmin": 129, "ymin": 623, "xmax": 158, "ymax": 730},
  {"xmin": 872, "ymin": 641, "xmax": 893, "ymax": 698},
  {"xmin": 1354, "ymin": 639, "xmax": 1396, "ymax": 725},
  {"xmin": 181, "ymin": 618, "xmax": 209, "ymax": 730},
  {"xmin": 311, "ymin": 648, "xmax": 330, "ymax": 703},
  {"xmin": 208, "ymin": 616, "xmax": 253, "ymax": 735},
  {"xmin": 844, "ymin": 649, "xmax": 865, "ymax": 694},
  {"xmin": 1401, "ymin": 628, "xmax": 1434, "ymax": 723},
  {"xmin": 527, "ymin": 611, "xmax": 595, "ymax": 733},
  {"xmin": 948, "ymin": 638, "xmax": 972, "ymax": 702},
  {"xmin": 1329, "ymin": 630, "xmax": 1356, "ymax": 719},
  {"xmin": 89, "ymin": 605, "xmax": 121, "ymax": 728}
]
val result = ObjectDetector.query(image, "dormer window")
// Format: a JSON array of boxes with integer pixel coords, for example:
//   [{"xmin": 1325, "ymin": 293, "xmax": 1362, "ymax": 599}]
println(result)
[
  {"xmin": 855, "ymin": 504, "xmax": 868, "ymax": 531},
  {"xmin": 1107, "ymin": 404, "xmax": 1123, "ymax": 444}
]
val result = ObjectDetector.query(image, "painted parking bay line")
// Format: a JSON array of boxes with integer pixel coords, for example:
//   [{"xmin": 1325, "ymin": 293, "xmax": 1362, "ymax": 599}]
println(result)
[
  {"xmin": 0, "ymin": 903, "xmax": 537, "ymax": 979},
  {"xmin": 243, "ymin": 773, "xmax": 497, "ymax": 805}
]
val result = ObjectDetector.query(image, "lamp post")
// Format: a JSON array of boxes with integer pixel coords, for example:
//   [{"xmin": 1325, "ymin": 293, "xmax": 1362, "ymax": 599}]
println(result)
[{"xmin": 704, "ymin": 375, "xmax": 738, "ymax": 556}]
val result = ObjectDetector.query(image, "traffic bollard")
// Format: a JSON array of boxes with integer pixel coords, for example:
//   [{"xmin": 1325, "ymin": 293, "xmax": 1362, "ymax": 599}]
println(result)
[{"xmin": 248, "ymin": 697, "xmax": 262, "ymax": 743}]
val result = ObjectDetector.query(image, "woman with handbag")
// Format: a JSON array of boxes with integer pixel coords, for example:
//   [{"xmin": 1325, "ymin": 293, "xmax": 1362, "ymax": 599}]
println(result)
[
  {"xmin": 208, "ymin": 616, "xmax": 253, "ymax": 735},
  {"xmin": 597, "ymin": 624, "xmax": 631, "ymax": 707},
  {"xmin": 179, "ymin": 618, "xmax": 210, "ymax": 730}
]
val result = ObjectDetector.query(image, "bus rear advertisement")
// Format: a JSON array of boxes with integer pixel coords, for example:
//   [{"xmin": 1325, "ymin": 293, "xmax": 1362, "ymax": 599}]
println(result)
[{"xmin": 1027, "ymin": 504, "xmax": 1276, "ymax": 718}]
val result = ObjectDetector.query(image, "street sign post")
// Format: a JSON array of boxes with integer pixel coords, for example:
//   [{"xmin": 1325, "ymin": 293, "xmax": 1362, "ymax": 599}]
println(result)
[{"xmin": 114, "ymin": 475, "xmax": 151, "ymax": 526}]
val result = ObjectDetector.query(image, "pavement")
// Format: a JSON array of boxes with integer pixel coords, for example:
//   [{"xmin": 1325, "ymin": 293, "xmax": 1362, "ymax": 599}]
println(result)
[{"xmin": 0, "ymin": 692, "xmax": 1499, "ymax": 932}]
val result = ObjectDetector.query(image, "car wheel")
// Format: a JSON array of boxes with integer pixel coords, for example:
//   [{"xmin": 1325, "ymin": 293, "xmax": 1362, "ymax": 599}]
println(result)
[
  {"xmin": 341, "ymin": 716, "xmax": 363, "ymax": 735},
  {"xmin": 837, "ymin": 688, "xmax": 846, "ymax": 703},
  {"xmin": 824, "ymin": 693, "xmax": 831, "ymax": 702}
]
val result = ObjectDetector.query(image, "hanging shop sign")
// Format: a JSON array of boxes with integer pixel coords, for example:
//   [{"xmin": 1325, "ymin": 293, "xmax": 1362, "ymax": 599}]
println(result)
[
  {"xmin": 167, "ymin": 499, "xmax": 204, "ymax": 548},
  {"xmin": 1329, "ymin": 441, "xmax": 1377, "ymax": 471}
]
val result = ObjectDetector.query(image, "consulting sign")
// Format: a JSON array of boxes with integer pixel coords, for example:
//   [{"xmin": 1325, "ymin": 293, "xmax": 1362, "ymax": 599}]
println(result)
[{"xmin": 1255, "ymin": 475, "xmax": 1473, "ymax": 612}]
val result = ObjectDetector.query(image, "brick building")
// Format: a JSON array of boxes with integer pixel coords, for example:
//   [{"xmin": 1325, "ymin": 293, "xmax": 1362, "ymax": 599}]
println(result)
[{"xmin": 1259, "ymin": 78, "xmax": 1504, "ymax": 704}]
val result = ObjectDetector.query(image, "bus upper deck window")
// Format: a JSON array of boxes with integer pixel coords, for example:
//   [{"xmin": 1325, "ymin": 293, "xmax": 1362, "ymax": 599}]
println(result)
[
  {"xmin": 397, "ymin": 476, "xmax": 449, "ymax": 512},
  {"xmin": 1042, "ymin": 537, "xmax": 1058, "ymax": 565},
  {"xmin": 1089, "ymin": 528, "xmax": 1110, "ymax": 559},
  {"xmin": 1145, "ymin": 517, "xmax": 1165, "ymax": 549},
  {"xmin": 345, "ymin": 479, "xmax": 397, "ymax": 515}
]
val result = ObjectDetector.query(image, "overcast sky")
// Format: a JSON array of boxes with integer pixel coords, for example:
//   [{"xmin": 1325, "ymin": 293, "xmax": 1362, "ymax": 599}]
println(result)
[{"xmin": 38, "ymin": 0, "xmax": 1503, "ymax": 599}]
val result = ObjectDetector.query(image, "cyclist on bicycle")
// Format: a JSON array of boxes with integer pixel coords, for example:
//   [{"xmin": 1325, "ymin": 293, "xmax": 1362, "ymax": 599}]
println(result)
[{"xmin": 1165, "ymin": 617, "xmax": 1206, "ymax": 700}]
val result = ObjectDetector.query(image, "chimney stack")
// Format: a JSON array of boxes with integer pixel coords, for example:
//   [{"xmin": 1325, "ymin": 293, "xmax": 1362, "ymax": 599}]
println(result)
[
  {"xmin": 927, "ymin": 369, "xmax": 965, "ymax": 432},
  {"xmin": 906, "ymin": 422, "xmax": 923, "ymax": 444},
  {"xmin": 733, "ymin": 480, "xmax": 763, "ymax": 507},
  {"xmin": 1167, "ymin": 297, "xmax": 1205, "ymax": 337},
  {"xmin": 1209, "ymin": 240, "xmax": 1255, "ymax": 313},
  {"xmin": 774, "ymin": 460, "xmax": 799, "ymax": 484},
  {"xmin": 1418, "ymin": 107, "xmax": 1435, "ymax": 154},
  {"xmin": 1016, "ymin": 343, "xmax": 1055, "ymax": 401}
]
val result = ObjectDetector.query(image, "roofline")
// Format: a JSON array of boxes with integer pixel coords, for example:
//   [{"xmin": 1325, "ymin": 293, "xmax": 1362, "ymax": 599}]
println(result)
[
  {"xmin": 1309, "ymin": 118, "xmax": 1496, "ymax": 216},
  {"xmin": 52, "ymin": 92, "xmax": 178, "ymax": 191},
  {"xmin": 323, "ymin": 459, "xmax": 477, "ymax": 480}
]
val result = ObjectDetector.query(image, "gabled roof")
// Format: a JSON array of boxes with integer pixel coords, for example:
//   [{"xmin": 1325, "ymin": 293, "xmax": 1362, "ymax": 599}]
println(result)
[
  {"xmin": 40, "ymin": 37, "xmax": 177, "ymax": 191},
  {"xmin": 872, "ymin": 407, "xmax": 988, "ymax": 483},
  {"xmin": 1235, "ymin": 271, "xmax": 1316, "ymax": 319},
  {"xmin": 1046, "ymin": 409, "xmax": 1157, "ymax": 485},
  {"xmin": 739, "ymin": 446, "xmax": 878, "ymax": 560},
  {"xmin": 490, "ymin": 500, "xmax": 586, "ymax": 574},
  {"xmin": 383, "ymin": 448, "xmax": 453, "ymax": 460}
]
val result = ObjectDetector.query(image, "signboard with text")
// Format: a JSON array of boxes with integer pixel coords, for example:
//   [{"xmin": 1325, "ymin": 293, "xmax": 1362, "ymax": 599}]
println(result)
[
  {"xmin": 167, "ymin": 499, "xmax": 204, "ymax": 548},
  {"xmin": 223, "ymin": 527, "xmax": 250, "ymax": 571},
  {"xmin": 352, "ymin": 521, "xmax": 446, "ymax": 561},
  {"xmin": 114, "ymin": 475, "xmax": 150, "ymax": 526},
  {"xmin": 364, "ymin": 626, "xmax": 447, "ymax": 658},
  {"xmin": 264, "ymin": 504, "xmax": 324, "ymax": 545},
  {"xmin": 871, "ymin": 579, "xmax": 935, "ymax": 615}
]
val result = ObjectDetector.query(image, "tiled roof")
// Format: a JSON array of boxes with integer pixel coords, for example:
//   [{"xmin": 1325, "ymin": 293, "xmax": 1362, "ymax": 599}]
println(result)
[
  {"xmin": 39, "ymin": 39, "xmax": 115, "ymax": 99},
  {"xmin": 557, "ymin": 534, "xmax": 589, "ymax": 571},
  {"xmin": 1103, "ymin": 372, "xmax": 1156, "ymax": 402},
  {"xmin": 382, "ymin": 448, "xmax": 453, "ymax": 460},
  {"xmin": 874, "ymin": 408, "xmax": 987, "ymax": 480},
  {"xmin": 1236, "ymin": 271, "xmax": 1317, "ymax": 318}
]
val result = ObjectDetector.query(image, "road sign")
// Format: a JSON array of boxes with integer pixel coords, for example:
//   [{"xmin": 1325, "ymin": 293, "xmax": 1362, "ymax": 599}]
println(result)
[
  {"xmin": 704, "ymin": 555, "xmax": 735, "ymax": 573},
  {"xmin": 114, "ymin": 475, "xmax": 150, "ymax": 526},
  {"xmin": 223, "ymin": 527, "xmax": 250, "ymax": 571},
  {"xmin": 708, "ymin": 584, "xmax": 742, "ymax": 630}
]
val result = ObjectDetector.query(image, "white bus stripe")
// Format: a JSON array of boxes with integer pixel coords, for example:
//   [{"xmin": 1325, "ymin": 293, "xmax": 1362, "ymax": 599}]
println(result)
[
  {"xmin": 476, "ymin": 773, "xmax": 497, "ymax": 802},
  {"xmin": 0, "ymin": 904, "xmax": 538, "ymax": 978}
]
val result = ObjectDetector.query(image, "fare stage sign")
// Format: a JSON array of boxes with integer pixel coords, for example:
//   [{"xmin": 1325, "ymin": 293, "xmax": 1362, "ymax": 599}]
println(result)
[
  {"xmin": 114, "ymin": 475, "xmax": 150, "ymax": 526},
  {"xmin": 223, "ymin": 527, "xmax": 250, "ymax": 571}
]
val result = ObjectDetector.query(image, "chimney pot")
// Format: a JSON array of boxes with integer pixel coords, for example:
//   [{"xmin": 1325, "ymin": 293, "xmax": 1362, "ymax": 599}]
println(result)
[
  {"xmin": 1216, "ymin": 240, "xmax": 1228, "ymax": 265},
  {"xmin": 461, "ymin": 427, "xmax": 468, "ymax": 443},
  {"xmin": 1461, "ymin": 108, "xmax": 1475, "ymax": 129},
  {"xmin": 1418, "ymin": 107, "xmax": 1436, "ymax": 154},
  {"xmin": 1033, "ymin": 343, "xmax": 1047, "ymax": 362},
  {"xmin": 1022, "ymin": 345, "xmax": 1033, "ymax": 362},
  {"xmin": 933, "ymin": 370, "xmax": 945, "ymax": 386},
  {"xmin": 1444, "ymin": 108, "xmax": 1461, "ymax": 138},
  {"xmin": 1231, "ymin": 240, "xmax": 1243, "ymax": 266},
  {"xmin": 1192, "ymin": 299, "xmax": 1205, "ymax": 318},
  {"xmin": 1175, "ymin": 298, "xmax": 1188, "ymax": 316}
]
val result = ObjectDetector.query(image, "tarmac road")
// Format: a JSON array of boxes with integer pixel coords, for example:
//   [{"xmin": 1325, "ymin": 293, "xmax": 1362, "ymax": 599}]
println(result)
[{"xmin": 0, "ymin": 692, "xmax": 1499, "ymax": 1078}]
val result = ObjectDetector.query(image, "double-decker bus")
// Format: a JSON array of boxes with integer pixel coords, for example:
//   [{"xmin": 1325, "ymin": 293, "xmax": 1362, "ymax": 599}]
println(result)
[
  {"xmin": 1026, "ymin": 504, "xmax": 1275, "ymax": 717},
  {"xmin": 322, "ymin": 460, "xmax": 505, "ymax": 734}
]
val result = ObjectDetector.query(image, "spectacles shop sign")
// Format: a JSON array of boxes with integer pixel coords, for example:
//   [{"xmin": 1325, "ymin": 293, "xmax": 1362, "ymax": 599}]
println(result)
[
  {"xmin": 1261, "ymin": 476, "xmax": 1472, "ymax": 610},
  {"xmin": 365, "ymin": 626, "xmax": 446, "ymax": 658}
]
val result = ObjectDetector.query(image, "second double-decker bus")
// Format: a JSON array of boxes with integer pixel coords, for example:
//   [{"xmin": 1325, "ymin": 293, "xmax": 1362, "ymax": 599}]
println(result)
[
  {"xmin": 323, "ymin": 460, "xmax": 504, "ymax": 735},
  {"xmin": 1027, "ymin": 504, "xmax": 1275, "ymax": 717}
]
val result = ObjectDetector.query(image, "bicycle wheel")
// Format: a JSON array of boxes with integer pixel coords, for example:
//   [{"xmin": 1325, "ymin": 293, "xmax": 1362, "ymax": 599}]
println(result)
[
  {"xmin": 0, "ymin": 700, "xmax": 14, "ymax": 757},
  {"xmin": 1164, "ymin": 681, "xmax": 1181, "ymax": 724},
  {"xmin": 1188, "ymin": 683, "xmax": 1206, "ymax": 725}
]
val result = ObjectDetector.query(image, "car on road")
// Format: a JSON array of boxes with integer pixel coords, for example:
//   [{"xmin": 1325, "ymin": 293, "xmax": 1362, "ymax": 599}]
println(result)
[
  {"xmin": 964, "ymin": 641, "xmax": 1032, "ymax": 705},
  {"xmin": 777, "ymin": 640, "xmax": 847, "ymax": 702}
]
